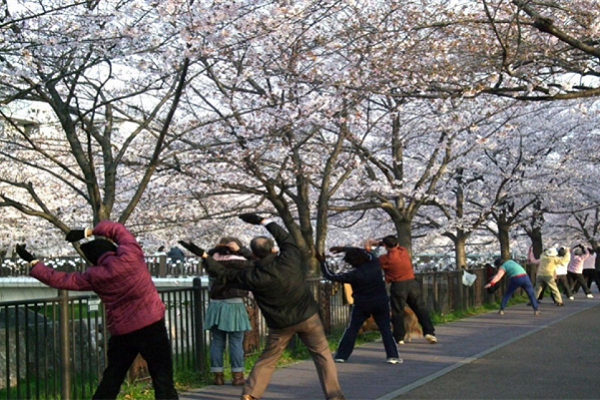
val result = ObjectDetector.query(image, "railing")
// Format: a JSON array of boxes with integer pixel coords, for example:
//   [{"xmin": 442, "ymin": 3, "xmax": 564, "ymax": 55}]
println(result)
[
  {"xmin": 0, "ymin": 265, "xmax": 532, "ymax": 399},
  {"xmin": 0, "ymin": 277, "xmax": 349, "ymax": 400},
  {"xmin": 0, "ymin": 256, "xmax": 204, "ymax": 278}
]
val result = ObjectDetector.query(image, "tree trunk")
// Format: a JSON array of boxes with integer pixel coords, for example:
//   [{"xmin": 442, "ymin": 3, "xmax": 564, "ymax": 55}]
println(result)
[
  {"xmin": 526, "ymin": 227, "xmax": 543, "ymax": 259},
  {"xmin": 394, "ymin": 219, "xmax": 413, "ymax": 258},
  {"xmin": 498, "ymin": 223, "xmax": 511, "ymax": 260},
  {"xmin": 454, "ymin": 234, "xmax": 468, "ymax": 269}
]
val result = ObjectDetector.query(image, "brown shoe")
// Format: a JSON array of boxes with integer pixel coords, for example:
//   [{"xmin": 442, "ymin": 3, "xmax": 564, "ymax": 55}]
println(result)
[
  {"xmin": 232, "ymin": 371, "xmax": 245, "ymax": 386},
  {"xmin": 241, "ymin": 395, "xmax": 258, "ymax": 400},
  {"xmin": 213, "ymin": 372, "xmax": 224, "ymax": 385}
]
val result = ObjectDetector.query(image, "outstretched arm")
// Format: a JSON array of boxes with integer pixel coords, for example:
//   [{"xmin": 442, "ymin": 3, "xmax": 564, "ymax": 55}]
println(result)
[
  {"xmin": 484, "ymin": 268, "xmax": 505, "ymax": 288},
  {"xmin": 320, "ymin": 259, "xmax": 358, "ymax": 284}
]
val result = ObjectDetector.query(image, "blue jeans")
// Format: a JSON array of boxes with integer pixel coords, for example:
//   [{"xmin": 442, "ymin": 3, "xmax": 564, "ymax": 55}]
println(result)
[
  {"xmin": 501, "ymin": 274, "xmax": 538, "ymax": 311},
  {"xmin": 210, "ymin": 326, "xmax": 244, "ymax": 372}
]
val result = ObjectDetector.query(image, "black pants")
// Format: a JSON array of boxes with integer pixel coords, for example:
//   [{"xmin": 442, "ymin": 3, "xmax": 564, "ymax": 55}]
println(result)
[
  {"xmin": 93, "ymin": 319, "xmax": 178, "ymax": 400},
  {"xmin": 334, "ymin": 300, "xmax": 398, "ymax": 360},
  {"xmin": 575, "ymin": 269, "xmax": 600, "ymax": 294},
  {"xmin": 555, "ymin": 275, "xmax": 573, "ymax": 298},
  {"xmin": 390, "ymin": 279, "xmax": 434, "ymax": 342},
  {"xmin": 567, "ymin": 272, "xmax": 591, "ymax": 295}
]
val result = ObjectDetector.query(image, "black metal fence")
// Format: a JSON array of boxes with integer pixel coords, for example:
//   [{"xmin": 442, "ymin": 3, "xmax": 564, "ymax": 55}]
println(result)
[{"xmin": 0, "ymin": 265, "xmax": 531, "ymax": 399}]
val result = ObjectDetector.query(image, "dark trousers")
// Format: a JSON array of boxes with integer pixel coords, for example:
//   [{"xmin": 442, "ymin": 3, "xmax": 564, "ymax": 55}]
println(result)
[
  {"xmin": 556, "ymin": 275, "xmax": 573, "ymax": 297},
  {"xmin": 243, "ymin": 313, "xmax": 344, "ymax": 400},
  {"xmin": 574, "ymin": 269, "xmax": 600, "ymax": 294},
  {"xmin": 93, "ymin": 319, "xmax": 178, "ymax": 400},
  {"xmin": 335, "ymin": 300, "xmax": 398, "ymax": 360},
  {"xmin": 390, "ymin": 279, "xmax": 434, "ymax": 342},
  {"xmin": 567, "ymin": 272, "xmax": 591, "ymax": 295}
]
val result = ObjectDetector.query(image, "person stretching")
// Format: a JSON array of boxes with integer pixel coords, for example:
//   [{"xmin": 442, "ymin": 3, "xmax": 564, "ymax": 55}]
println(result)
[
  {"xmin": 485, "ymin": 258, "xmax": 539, "ymax": 316},
  {"xmin": 321, "ymin": 247, "xmax": 401, "ymax": 364}
]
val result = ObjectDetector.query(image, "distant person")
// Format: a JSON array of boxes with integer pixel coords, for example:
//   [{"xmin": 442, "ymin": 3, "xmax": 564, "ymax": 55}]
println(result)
[
  {"xmin": 205, "ymin": 237, "xmax": 254, "ymax": 386},
  {"xmin": 155, "ymin": 245, "xmax": 167, "ymax": 255},
  {"xmin": 364, "ymin": 236, "xmax": 437, "ymax": 345},
  {"xmin": 554, "ymin": 248, "xmax": 573, "ymax": 300},
  {"xmin": 485, "ymin": 262, "xmax": 501, "ymax": 294},
  {"xmin": 179, "ymin": 213, "xmax": 345, "ymax": 400},
  {"xmin": 485, "ymin": 258, "xmax": 539, "ymax": 316},
  {"xmin": 167, "ymin": 245, "xmax": 185, "ymax": 263},
  {"xmin": 528, "ymin": 246, "xmax": 568, "ymax": 306},
  {"xmin": 321, "ymin": 246, "xmax": 401, "ymax": 364},
  {"xmin": 567, "ymin": 245, "xmax": 593, "ymax": 298},
  {"xmin": 575, "ymin": 248, "xmax": 600, "ymax": 294},
  {"xmin": 16, "ymin": 221, "xmax": 178, "ymax": 399}
]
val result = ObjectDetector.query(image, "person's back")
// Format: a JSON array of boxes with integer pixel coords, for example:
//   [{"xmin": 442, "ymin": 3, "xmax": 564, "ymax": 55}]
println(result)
[
  {"xmin": 186, "ymin": 213, "xmax": 345, "ymax": 400},
  {"xmin": 378, "ymin": 245, "xmax": 414, "ymax": 282},
  {"xmin": 568, "ymin": 245, "xmax": 589, "ymax": 274},
  {"xmin": 537, "ymin": 250, "xmax": 569, "ymax": 277},
  {"xmin": 499, "ymin": 259, "xmax": 526, "ymax": 278},
  {"xmin": 321, "ymin": 247, "xmax": 399, "ymax": 364}
]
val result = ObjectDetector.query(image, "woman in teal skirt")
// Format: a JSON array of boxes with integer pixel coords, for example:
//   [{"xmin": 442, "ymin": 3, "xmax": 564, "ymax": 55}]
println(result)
[{"xmin": 205, "ymin": 238, "xmax": 255, "ymax": 386}]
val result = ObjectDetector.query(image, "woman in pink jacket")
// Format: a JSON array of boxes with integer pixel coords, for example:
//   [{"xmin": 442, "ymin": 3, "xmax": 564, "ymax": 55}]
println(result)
[
  {"xmin": 16, "ymin": 221, "xmax": 178, "ymax": 400},
  {"xmin": 567, "ymin": 244, "xmax": 593, "ymax": 298}
]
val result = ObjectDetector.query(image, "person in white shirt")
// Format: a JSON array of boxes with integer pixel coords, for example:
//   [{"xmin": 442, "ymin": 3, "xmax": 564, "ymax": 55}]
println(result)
[{"xmin": 574, "ymin": 248, "xmax": 600, "ymax": 295}]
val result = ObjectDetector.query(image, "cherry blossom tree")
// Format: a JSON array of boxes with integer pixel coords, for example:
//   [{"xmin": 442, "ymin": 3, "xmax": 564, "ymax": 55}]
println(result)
[{"xmin": 0, "ymin": 0, "xmax": 190, "ymax": 240}]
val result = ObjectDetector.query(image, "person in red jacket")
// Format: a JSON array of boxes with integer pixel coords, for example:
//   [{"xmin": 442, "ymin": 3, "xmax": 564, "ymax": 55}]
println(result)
[
  {"xmin": 16, "ymin": 221, "xmax": 178, "ymax": 400},
  {"xmin": 365, "ymin": 235, "xmax": 437, "ymax": 345}
]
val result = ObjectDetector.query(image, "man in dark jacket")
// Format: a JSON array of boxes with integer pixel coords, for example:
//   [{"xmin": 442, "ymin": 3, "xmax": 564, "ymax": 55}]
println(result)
[
  {"xmin": 321, "ymin": 247, "xmax": 400, "ymax": 364},
  {"xmin": 180, "ymin": 214, "xmax": 345, "ymax": 400}
]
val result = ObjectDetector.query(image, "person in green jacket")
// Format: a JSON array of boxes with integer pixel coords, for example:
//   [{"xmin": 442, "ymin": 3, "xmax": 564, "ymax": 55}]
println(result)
[{"xmin": 485, "ymin": 258, "xmax": 539, "ymax": 315}]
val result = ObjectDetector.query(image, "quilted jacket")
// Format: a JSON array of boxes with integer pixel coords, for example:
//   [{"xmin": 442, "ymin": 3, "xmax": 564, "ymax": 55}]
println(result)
[{"xmin": 30, "ymin": 221, "xmax": 165, "ymax": 336}]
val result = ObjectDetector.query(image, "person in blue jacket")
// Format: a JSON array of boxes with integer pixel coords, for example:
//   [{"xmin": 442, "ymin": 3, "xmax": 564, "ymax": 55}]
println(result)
[{"xmin": 321, "ymin": 247, "xmax": 401, "ymax": 364}]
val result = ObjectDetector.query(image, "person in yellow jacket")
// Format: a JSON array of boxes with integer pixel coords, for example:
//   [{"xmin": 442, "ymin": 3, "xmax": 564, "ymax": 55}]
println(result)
[{"xmin": 528, "ymin": 245, "xmax": 570, "ymax": 306}]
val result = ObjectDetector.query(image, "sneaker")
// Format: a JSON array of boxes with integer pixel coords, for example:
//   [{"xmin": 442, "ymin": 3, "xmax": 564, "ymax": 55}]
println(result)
[
  {"xmin": 587, "ymin": 294, "xmax": 594, "ymax": 298},
  {"xmin": 534, "ymin": 310, "xmax": 540, "ymax": 316},
  {"xmin": 425, "ymin": 334, "xmax": 438, "ymax": 344},
  {"xmin": 334, "ymin": 358, "xmax": 346, "ymax": 363},
  {"xmin": 569, "ymin": 296, "xmax": 574, "ymax": 300},
  {"xmin": 498, "ymin": 309, "xmax": 504, "ymax": 315},
  {"xmin": 387, "ymin": 358, "xmax": 403, "ymax": 364},
  {"xmin": 397, "ymin": 340, "xmax": 405, "ymax": 345}
]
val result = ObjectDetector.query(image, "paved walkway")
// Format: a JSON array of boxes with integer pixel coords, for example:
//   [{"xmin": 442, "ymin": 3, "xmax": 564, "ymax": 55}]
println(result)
[{"xmin": 180, "ymin": 295, "xmax": 600, "ymax": 400}]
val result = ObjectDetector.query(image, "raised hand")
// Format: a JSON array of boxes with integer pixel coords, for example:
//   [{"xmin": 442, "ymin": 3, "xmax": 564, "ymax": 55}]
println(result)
[
  {"xmin": 239, "ymin": 213, "xmax": 264, "ymax": 225},
  {"xmin": 178, "ymin": 241, "xmax": 206, "ymax": 257},
  {"xmin": 15, "ymin": 244, "xmax": 35, "ymax": 262},
  {"xmin": 65, "ymin": 229, "xmax": 86, "ymax": 243}
]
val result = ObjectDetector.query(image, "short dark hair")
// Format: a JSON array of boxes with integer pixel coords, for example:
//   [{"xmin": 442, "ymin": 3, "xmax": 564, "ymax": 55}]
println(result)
[
  {"xmin": 343, "ymin": 248, "xmax": 371, "ymax": 267},
  {"xmin": 250, "ymin": 236, "xmax": 274, "ymax": 259},
  {"xmin": 382, "ymin": 235, "xmax": 399, "ymax": 248},
  {"xmin": 494, "ymin": 258, "xmax": 503, "ymax": 268}
]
